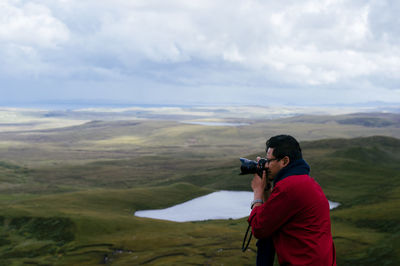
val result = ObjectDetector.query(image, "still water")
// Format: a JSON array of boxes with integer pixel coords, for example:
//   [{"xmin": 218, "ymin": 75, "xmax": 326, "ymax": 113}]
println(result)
[
  {"xmin": 134, "ymin": 191, "xmax": 340, "ymax": 222},
  {"xmin": 181, "ymin": 121, "xmax": 249, "ymax": 126}
]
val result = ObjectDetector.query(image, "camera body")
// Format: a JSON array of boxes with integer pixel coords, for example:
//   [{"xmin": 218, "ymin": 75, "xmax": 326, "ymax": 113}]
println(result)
[{"xmin": 239, "ymin": 157, "xmax": 267, "ymax": 177}]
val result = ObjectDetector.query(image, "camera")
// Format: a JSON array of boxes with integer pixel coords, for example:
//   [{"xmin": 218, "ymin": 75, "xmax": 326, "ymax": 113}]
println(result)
[{"xmin": 239, "ymin": 157, "xmax": 267, "ymax": 177}]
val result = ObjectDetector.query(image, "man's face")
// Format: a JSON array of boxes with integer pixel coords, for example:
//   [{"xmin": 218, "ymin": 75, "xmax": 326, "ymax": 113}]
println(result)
[{"xmin": 265, "ymin": 148, "xmax": 285, "ymax": 180}]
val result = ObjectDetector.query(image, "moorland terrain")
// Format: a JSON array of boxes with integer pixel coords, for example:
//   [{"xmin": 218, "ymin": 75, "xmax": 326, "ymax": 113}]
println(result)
[{"xmin": 0, "ymin": 106, "xmax": 399, "ymax": 265}]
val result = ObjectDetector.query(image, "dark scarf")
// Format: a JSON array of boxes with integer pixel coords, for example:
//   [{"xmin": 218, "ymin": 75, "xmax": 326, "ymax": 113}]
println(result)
[
  {"xmin": 274, "ymin": 159, "xmax": 310, "ymax": 185},
  {"xmin": 257, "ymin": 159, "xmax": 310, "ymax": 266}
]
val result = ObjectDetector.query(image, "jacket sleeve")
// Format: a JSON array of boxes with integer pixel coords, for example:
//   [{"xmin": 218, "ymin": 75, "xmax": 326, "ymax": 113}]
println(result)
[{"xmin": 248, "ymin": 185, "xmax": 297, "ymax": 239}]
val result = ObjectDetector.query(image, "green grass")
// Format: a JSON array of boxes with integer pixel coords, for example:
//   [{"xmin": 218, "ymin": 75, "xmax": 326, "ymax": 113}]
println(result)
[
  {"xmin": 0, "ymin": 117, "xmax": 400, "ymax": 265},
  {"xmin": 0, "ymin": 184, "xmax": 255, "ymax": 265},
  {"xmin": 301, "ymin": 137, "xmax": 400, "ymax": 265}
]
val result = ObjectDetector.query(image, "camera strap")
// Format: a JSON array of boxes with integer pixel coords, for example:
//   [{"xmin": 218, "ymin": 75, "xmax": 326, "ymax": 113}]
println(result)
[
  {"xmin": 242, "ymin": 220, "xmax": 276, "ymax": 265},
  {"xmin": 241, "ymin": 223, "xmax": 253, "ymax": 252},
  {"xmin": 242, "ymin": 215, "xmax": 255, "ymax": 252}
]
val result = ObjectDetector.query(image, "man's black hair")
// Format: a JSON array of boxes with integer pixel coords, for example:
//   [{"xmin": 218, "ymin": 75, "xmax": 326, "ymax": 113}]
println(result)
[{"xmin": 266, "ymin": 135, "xmax": 302, "ymax": 162}]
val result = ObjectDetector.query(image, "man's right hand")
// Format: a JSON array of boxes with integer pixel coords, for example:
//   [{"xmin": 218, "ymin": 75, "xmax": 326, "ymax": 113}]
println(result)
[{"xmin": 252, "ymin": 170, "xmax": 267, "ymax": 200}]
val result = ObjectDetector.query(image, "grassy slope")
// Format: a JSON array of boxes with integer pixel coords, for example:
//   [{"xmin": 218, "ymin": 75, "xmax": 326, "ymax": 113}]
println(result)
[
  {"xmin": 303, "ymin": 136, "xmax": 400, "ymax": 265},
  {"xmin": 0, "ymin": 183, "xmax": 255, "ymax": 265},
  {"xmin": 0, "ymin": 116, "xmax": 400, "ymax": 265},
  {"xmin": 0, "ymin": 136, "xmax": 399, "ymax": 265}
]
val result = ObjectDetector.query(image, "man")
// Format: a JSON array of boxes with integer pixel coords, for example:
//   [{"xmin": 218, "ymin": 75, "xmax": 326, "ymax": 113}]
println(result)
[{"xmin": 249, "ymin": 135, "xmax": 336, "ymax": 265}]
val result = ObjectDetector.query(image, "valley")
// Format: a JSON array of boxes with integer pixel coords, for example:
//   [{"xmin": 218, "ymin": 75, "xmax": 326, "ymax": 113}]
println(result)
[{"xmin": 0, "ymin": 107, "xmax": 399, "ymax": 265}]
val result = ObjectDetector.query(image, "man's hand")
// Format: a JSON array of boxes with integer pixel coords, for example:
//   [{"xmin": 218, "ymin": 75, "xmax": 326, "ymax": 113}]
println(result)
[{"xmin": 251, "ymin": 170, "xmax": 267, "ymax": 201}]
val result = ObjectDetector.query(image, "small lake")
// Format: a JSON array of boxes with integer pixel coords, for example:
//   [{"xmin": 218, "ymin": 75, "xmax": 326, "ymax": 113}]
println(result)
[
  {"xmin": 181, "ymin": 121, "xmax": 249, "ymax": 127},
  {"xmin": 134, "ymin": 191, "xmax": 340, "ymax": 222}
]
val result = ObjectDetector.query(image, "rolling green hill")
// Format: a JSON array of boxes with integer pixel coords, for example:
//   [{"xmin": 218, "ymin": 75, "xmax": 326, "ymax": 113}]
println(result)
[
  {"xmin": 303, "ymin": 136, "xmax": 400, "ymax": 265},
  {"xmin": 281, "ymin": 112, "xmax": 400, "ymax": 128},
  {"xmin": 0, "ymin": 135, "xmax": 399, "ymax": 265}
]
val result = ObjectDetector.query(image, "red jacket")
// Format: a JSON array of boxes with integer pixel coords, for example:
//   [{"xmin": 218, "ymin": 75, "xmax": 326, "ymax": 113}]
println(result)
[{"xmin": 248, "ymin": 174, "xmax": 336, "ymax": 266}]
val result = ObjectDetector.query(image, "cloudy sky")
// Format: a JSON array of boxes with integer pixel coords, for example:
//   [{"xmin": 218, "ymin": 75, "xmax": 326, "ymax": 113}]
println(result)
[{"xmin": 1, "ymin": 0, "xmax": 400, "ymax": 106}]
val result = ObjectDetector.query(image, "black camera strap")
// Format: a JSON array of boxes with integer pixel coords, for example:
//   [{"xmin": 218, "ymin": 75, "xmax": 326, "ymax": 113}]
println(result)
[
  {"xmin": 242, "ymin": 215, "xmax": 254, "ymax": 252},
  {"xmin": 241, "ymin": 223, "xmax": 253, "ymax": 252},
  {"xmin": 242, "ymin": 216, "xmax": 276, "ymax": 266}
]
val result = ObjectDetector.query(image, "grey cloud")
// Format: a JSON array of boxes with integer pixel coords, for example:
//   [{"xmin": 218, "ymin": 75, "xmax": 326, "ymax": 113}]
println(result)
[
  {"xmin": 1, "ymin": 0, "xmax": 399, "ymax": 105},
  {"xmin": 368, "ymin": 0, "xmax": 400, "ymax": 43}
]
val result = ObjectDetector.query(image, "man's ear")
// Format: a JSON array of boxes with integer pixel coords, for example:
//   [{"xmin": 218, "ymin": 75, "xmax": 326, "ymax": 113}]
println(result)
[{"xmin": 281, "ymin": 156, "xmax": 290, "ymax": 167}]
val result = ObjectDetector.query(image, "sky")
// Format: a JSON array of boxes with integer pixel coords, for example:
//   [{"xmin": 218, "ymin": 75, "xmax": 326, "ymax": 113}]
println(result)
[{"xmin": 1, "ymin": 0, "xmax": 400, "ymax": 107}]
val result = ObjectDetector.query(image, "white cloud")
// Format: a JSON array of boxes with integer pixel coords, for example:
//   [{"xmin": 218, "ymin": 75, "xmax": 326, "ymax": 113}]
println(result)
[
  {"xmin": 0, "ymin": 1, "xmax": 69, "ymax": 48},
  {"xmin": 0, "ymin": 0, "xmax": 70, "ymax": 77},
  {"xmin": 1, "ymin": 0, "xmax": 400, "ymax": 105}
]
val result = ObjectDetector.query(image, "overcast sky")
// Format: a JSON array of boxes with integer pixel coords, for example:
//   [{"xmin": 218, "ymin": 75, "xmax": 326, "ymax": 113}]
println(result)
[{"xmin": 1, "ymin": 0, "xmax": 400, "ymax": 106}]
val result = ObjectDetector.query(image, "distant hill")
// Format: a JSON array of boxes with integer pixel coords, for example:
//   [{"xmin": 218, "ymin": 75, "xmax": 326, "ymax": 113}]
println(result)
[
  {"xmin": 281, "ymin": 112, "xmax": 400, "ymax": 128},
  {"xmin": 0, "ymin": 113, "xmax": 399, "ymax": 265}
]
